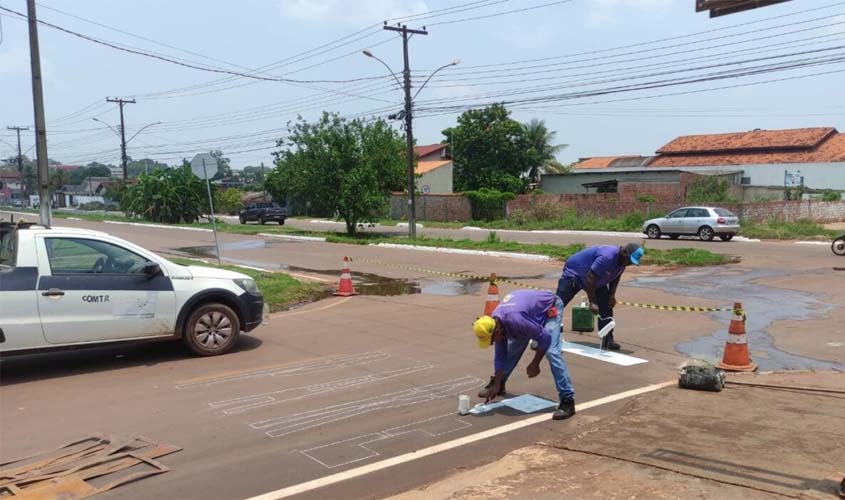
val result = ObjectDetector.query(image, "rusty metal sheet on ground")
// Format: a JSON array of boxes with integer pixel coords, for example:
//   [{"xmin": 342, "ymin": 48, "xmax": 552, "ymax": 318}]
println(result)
[{"xmin": 0, "ymin": 435, "xmax": 181, "ymax": 499}]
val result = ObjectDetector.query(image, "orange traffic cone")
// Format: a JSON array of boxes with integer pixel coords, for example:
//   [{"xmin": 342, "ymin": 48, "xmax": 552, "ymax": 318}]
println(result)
[
  {"xmin": 333, "ymin": 256, "xmax": 358, "ymax": 297},
  {"xmin": 716, "ymin": 302, "xmax": 757, "ymax": 372},
  {"xmin": 483, "ymin": 273, "xmax": 500, "ymax": 316}
]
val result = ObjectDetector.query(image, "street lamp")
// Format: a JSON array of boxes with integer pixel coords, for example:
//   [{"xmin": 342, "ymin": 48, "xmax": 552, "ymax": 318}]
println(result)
[
  {"xmin": 362, "ymin": 49, "xmax": 459, "ymax": 238},
  {"xmin": 93, "ymin": 119, "xmax": 161, "ymax": 178}
]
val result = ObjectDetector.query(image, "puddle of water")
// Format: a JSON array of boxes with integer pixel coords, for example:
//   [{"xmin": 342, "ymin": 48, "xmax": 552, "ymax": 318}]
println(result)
[
  {"xmin": 629, "ymin": 267, "xmax": 844, "ymax": 371},
  {"xmin": 170, "ymin": 246, "xmax": 483, "ymax": 297}
]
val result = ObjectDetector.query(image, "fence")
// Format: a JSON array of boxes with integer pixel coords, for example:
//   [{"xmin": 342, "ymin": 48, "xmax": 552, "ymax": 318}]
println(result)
[
  {"xmin": 387, "ymin": 193, "xmax": 845, "ymax": 224},
  {"xmin": 389, "ymin": 194, "xmax": 472, "ymax": 222}
]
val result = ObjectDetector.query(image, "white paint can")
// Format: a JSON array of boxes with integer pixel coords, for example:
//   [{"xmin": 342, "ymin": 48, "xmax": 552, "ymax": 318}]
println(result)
[{"xmin": 458, "ymin": 395, "xmax": 471, "ymax": 415}]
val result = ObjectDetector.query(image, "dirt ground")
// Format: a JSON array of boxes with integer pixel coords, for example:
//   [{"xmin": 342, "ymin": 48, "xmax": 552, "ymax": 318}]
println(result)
[{"xmin": 392, "ymin": 371, "xmax": 845, "ymax": 500}]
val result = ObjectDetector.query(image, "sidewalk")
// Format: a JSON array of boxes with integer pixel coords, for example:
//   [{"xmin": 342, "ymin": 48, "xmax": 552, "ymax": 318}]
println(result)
[{"xmin": 392, "ymin": 371, "xmax": 844, "ymax": 500}]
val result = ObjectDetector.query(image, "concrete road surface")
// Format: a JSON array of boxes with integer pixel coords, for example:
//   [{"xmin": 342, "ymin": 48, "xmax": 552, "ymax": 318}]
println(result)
[{"xmin": 1, "ymin": 214, "xmax": 842, "ymax": 499}]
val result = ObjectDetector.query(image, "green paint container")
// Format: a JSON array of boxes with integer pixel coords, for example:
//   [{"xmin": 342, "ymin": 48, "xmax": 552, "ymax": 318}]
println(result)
[{"xmin": 571, "ymin": 302, "xmax": 595, "ymax": 332}]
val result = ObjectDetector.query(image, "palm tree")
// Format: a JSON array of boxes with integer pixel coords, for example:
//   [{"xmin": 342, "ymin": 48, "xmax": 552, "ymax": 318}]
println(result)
[{"xmin": 523, "ymin": 119, "xmax": 567, "ymax": 184}]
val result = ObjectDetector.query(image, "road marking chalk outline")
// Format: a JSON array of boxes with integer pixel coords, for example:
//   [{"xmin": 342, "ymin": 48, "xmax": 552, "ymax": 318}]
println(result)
[
  {"xmin": 258, "ymin": 233, "xmax": 326, "ymax": 242},
  {"xmin": 246, "ymin": 380, "xmax": 674, "ymax": 500}
]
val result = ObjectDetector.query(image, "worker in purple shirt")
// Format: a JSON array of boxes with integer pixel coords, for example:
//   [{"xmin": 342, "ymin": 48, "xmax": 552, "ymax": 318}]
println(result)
[
  {"xmin": 556, "ymin": 243, "xmax": 644, "ymax": 351},
  {"xmin": 473, "ymin": 289, "xmax": 576, "ymax": 421}
]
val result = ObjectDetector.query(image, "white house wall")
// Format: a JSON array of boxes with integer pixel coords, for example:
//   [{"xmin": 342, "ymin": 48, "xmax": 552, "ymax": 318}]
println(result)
[
  {"xmin": 418, "ymin": 164, "xmax": 453, "ymax": 194},
  {"xmin": 681, "ymin": 162, "xmax": 845, "ymax": 189}
]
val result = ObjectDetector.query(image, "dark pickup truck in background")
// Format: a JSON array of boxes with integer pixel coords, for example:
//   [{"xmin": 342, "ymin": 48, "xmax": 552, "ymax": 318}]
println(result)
[{"xmin": 238, "ymin": 202, "xmax": 287, "ymax": 225}]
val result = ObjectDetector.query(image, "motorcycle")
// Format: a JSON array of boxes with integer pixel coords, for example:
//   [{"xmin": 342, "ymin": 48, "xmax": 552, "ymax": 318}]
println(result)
[{"xmin": 833, "ymin": 233, "xmax": 845, "ymax": 256}]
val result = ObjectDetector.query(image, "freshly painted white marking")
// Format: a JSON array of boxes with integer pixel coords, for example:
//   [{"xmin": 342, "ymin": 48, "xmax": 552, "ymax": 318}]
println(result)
[
  {"xmin": 310, "ymin": 219, "xmax": 342, "ymax": 225},
  {"xmin": 397, "ymin": 222, "xmax": 424, "ymax": 228},
  {"xmin": 560, "ymin": 341, "xmax": 648, "ymax": 366},
  {"xmin": 246, "ymin": 381, "xmax": 674, "ymax": 500},
  {"xmin": 461, "ymin": 226, "xmax": 484, "ymax": 231},
  {"xmin": 827, "ymin": 342, "xmax": 843, "ymax": 347},
  {"xmin": 258, "ymin": 233, "xmax": 326, "ymax": 242},
  {"xmin": 370, "ymin": 243, "xmax": 552, "ymax": 262},
  {"xmin": 67, "ymin": 217, "xmax": 82, "ymax": 221},
  {"xmin": 733, "ymin": 236, "xmax": 760, "ymax": 242},
  {"xmin": 526, "ymin": 229, "xmax": 644, "ymax": 238},
  {"xmin": 796, "ymin": 241, "xmax": 829, "ymax": 245}
]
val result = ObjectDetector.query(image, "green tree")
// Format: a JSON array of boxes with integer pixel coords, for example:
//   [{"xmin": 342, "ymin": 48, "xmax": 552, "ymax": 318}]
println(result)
[
  {"xmin": 442, "ymin": 104, "xmax": 531, "ymax": 193},
  {"xmin": 686, "ymin": 176, "xmax": 730, "ymax": 203},
  {"xmin": 266, "ymin": 112, "xmax": 405, "ymax": 235},
  {"xmin": 217, "ymin": 188, "xmax": 245, "ymax": 215},
  {"xmin": 70, "ymin": 165, "xmax": 112, "ymax": 184},
  {"xmin": 121, "ymin": 166, "xmax": 208, "ymax": 223},
  {"xmin": 209, "ymin": 149, "xmax": 232, "ymax": 180},
  {"xmin": 522, "ymin": 118, "xmax": 567, "ymax": 184},
  {"xmin": 49, "ymin": 168, "xmax": 70, "ymax": 191}
]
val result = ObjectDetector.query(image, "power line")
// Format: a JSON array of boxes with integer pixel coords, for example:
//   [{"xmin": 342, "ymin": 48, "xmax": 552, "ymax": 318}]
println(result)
[
  {"xmin": 425, "ymin": 0, "xmax": 573, "ymax": 27},
  {"xmin": 0, "ymin": 4, "xmax": 390, "ymax": 84}
]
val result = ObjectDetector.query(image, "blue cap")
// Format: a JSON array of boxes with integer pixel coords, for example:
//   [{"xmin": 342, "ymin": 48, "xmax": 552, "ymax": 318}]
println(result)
[
  {"xmin": 625, "ymin": 243, "xmax": 643, "ymax": 265},
  {"xmin": 630, "ymin": 246, "xmax": 644, "ymax": 265}
]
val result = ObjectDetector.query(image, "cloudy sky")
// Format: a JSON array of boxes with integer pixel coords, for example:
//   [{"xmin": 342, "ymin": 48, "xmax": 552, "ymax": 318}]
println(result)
[{"xmin": 1, "ymin": 0, "xmax": 843, "ymax": 168}]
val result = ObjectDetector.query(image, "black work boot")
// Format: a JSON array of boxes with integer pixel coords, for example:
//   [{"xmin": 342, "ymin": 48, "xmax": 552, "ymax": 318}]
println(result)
[
  {"xmin": 552, "ymin": 398, "xmax": 575, "ymax": 420},
  {"xmin": 478, "ymin": 376, "xmax": 505, "ymax": 399},
  {"xmin": 601, "ymin": 333, "xmax": 621, "ymax": 351}
]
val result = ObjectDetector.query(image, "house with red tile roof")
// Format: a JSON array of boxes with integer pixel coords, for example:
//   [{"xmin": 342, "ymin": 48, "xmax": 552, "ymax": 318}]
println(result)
[{"xmin": 545, "ymin": 127, "xmax": 845, "ymax": 200}]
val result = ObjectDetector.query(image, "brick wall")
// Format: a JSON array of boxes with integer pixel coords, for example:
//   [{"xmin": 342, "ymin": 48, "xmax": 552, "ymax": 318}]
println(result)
[
  {"xmin": 390, "ymin": 193, "xmax": 845, "ymax": 223},
  {"xmin": 390, "ymin": 193, "xmax": 472, "ymax": 222},
  {"xmin": 729, "ymin": 200, "xmax": 845, "ymax": 223},
  {"xmin": 509, "ymin": 194, "xmax": 676, "ymax": 219}
]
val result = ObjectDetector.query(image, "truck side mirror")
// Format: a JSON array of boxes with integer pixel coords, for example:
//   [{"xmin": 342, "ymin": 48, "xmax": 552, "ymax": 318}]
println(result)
[{"xmin": 142, "ymin": 262, "xmax": 162, "ymax": 278}]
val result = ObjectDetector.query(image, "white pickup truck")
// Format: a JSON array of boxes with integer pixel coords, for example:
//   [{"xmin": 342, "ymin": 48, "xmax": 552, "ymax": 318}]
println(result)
[{"xmin": 0, "ymin": 221, "xmax": 266, "ymax": 356}]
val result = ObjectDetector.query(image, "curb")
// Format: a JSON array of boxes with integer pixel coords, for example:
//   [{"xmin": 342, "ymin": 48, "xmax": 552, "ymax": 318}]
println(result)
[
  {"xmin": 369, "ymin": 243, "xmax": 552, "ymax": 262},
  {"xmin": 258, "ymin": 233, "xmax": 327, "ymax": 242}
]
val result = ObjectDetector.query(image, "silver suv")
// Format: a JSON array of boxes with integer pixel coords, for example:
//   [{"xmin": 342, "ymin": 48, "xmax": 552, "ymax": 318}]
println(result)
[{"xmin": 642, "ymin": 206, "xmax": 740, "ymax": 241}]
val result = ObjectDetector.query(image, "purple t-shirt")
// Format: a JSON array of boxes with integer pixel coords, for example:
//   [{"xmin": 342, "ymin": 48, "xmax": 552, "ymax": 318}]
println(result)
[
  {"xmin": 491, "ymin": 290, "xmax": 556, "ymax": 372},
  {"xmin": 562, "ymin": 245, "xmax": 625, "ymax": 288}
]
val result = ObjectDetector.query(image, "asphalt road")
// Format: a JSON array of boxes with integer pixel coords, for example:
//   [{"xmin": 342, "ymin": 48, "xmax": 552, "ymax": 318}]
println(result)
[{"xmin": 1, "ymin": 215, "xmax": 841, "ymax": 499}]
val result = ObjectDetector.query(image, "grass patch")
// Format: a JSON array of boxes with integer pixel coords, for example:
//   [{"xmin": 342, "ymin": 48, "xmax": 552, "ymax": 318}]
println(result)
[
  {"xmin": 323, "ymin": 233, "xmax": 587, "ymax": 260},
  {"xmin": 641, "ymin": 247, "xmax": 733, "ymax": 266},
  {"xmin": 740, "ymin": 218, "xmax": 837, "ymax": 240},
  {"xmin": 168, "ymin": 257, "xmax": 328, "ymax": 312}
]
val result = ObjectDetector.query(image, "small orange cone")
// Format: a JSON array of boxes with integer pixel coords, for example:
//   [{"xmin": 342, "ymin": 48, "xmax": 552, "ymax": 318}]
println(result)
[
  {"xmin": 333, "ymin": 256, "xmax": 358, "ymax": 297},
  {"xmin": 483, "ymin": 273, "xmax": 500, "ymax": 316},
  {"xmin": 716, "ymin": 302, "xmax": 757, "ymax": 372}
]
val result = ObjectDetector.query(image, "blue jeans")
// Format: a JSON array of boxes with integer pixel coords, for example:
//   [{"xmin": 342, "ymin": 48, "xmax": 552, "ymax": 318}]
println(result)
[
  {"xmin": 556, "ymin": 276, "xmax": 616, "ymax": 348},
  {"xmin": 499, "ymin": 297, "xmax": 575, "ymax": 400}
]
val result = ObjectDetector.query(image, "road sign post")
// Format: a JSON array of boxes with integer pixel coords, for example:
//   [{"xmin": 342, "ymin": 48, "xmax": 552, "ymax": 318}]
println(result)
[{"xmin": 191, "ymin": 153, "xmax": 222, "ymax": 266}]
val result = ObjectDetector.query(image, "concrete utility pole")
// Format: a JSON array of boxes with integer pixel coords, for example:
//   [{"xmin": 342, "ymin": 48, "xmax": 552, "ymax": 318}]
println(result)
[
  {"xmin": 106, "ymin": 97, "xmax": 135, "ymax": 183},
  {"xmin": 383, "ymin": 23, "xmax": 427, "ymax": 239},
  {"xmin": 6, "ymin": 126, "xmax": 29, "ymax": 203},
  {"xmin": 25, "ymin": 0, "xmax": 51, "ymax": 226}
]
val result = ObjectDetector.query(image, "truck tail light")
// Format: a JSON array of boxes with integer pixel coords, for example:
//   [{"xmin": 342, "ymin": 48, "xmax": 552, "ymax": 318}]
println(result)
[{"xmin": 717, "ymin": 217, "xmax": 726, "ymax": 224}]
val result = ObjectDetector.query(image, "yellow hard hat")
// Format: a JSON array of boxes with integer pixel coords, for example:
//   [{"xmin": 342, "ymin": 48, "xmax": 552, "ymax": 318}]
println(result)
[{"xmin": 473, "ymin": 315, "xmax": 496, "ymax": 349}]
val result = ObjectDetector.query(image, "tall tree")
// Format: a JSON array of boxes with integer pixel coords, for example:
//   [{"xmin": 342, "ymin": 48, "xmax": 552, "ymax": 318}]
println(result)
[
  {"xmin": 442, "ymin": 104, "xmax": 531, "ymax": 193},
  {"xmin": 523, "ymin": 118, "xmax": 567, "ymax": 184},
  {"xmin": 266, "ymin": 112, "xmax": 405, "ymax": 235}
]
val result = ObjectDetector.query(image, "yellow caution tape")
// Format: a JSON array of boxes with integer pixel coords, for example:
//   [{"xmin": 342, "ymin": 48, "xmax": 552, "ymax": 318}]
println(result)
[{"xmin": 346, "ymin": 256, "xmax": 734, "ymax": 313}]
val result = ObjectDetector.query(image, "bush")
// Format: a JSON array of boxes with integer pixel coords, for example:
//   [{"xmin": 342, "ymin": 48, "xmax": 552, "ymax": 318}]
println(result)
[
  {"xmin": 687, "ymin": 176, "xmax": 730, "ymax": 203},
  {"xmin": 217, "ymin": 188, "xmax": 245, "ymax": 215},
  {"xmin": 821, "ymin": 190, "xmax": 841, "ymax": 202},
  {"xmin": 465, "ymin": 188, "xmax": 515, "ymax": 221},
  {"xmin": 78, "ymin": 201, "xmax": 119, "ymax": 211},
  {"xmin": 122, "ymin": 167, "xmax": 208, "ymax": 224}
]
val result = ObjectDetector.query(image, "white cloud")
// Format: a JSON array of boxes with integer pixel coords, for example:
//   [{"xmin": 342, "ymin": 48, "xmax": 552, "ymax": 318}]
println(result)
[
  {"xmin": 280, "ymin": 0, "xmax": 430, "ymax": 25},
  {"xmin": 590, "ymin": 0, "xmax": 674, "ymax": 24}
]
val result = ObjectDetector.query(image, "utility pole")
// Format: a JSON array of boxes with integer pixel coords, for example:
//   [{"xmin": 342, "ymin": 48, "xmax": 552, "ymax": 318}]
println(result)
[
  {"xmin": 6, "ymin": 126, "xmax": 29, "ymax": 204},
  {"xmin": 25, "ymin": 0, "xmax": 51, "ymax": 226},
  {"xmin": 383, "ymin": 23, "xmax": 427, "ymax": 239},
  {"xmin": 260, "ymin": 161, "xmax": 266, "ymax": 200},
  {"xmin": 106, "ymin": 97, "xmax": 135, "ymax": 183}
]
